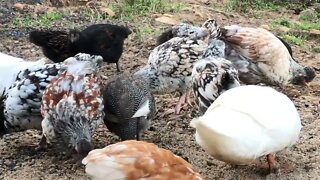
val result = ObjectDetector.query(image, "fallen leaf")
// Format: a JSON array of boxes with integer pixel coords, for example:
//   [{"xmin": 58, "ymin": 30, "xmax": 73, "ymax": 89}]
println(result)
[{"xmin": 155, "ymin": 14, "xmax": 179, "ymax": 25}]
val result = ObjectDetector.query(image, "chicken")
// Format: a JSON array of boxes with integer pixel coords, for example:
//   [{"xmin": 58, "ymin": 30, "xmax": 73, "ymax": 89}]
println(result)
[
  {"xmin": 192, "ymin": 58, "xmax": 240, "ymax": 113},
  {"xmin": 156, "ymin": 22, "xmax": 209, "ymax": 45},
  {"xmin": 0, "ymin": 52, "xmax": 46, "ymax": 95},
  {"xmin": 190, "ymin": 85, "xmax": 302, "ymax": 173},
  {"xmin": 82, "ymin": 140, "xmax": 203, "ymax": 180},
  {"xmin": 40, "ymin": 53, "xmax": 104, "ymax": 156},
  {"xmin": 1, "ymin": 62, "xmax": 62, "ymax": 136},
  {"xmin": 103, "ymin": 74, "xmax": 156, "ymax": 141},
  {"xmin": 29, "ymin": 23, "xmax": 132, "ymax": 72},
  {"xmin": 134, "ymin": 20, "xmax": 221, "ymax": 114},
  {"xmin": 203, "ymin": 20, "xmax": 316, "ymax": 86}
]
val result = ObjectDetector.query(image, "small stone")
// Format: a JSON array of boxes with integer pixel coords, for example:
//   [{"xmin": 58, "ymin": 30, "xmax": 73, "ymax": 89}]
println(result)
[
  {"xmin": 278, "ymin": 26, "xmax": 290, "ymax": 33},
  {"xmin": 309, "ymin": 29, "xmax": 320, "ymax": 36}
]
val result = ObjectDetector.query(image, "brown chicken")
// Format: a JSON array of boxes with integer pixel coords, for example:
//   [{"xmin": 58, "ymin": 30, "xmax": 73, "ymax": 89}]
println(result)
[{"xmin": 82, "ymin": 140, "xmax": 203, "ymax": 180}]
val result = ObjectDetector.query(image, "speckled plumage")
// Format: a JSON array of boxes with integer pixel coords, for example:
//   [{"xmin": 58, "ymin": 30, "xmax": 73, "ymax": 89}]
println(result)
[
  {"xmin": 134, "ymin": 20, "xmax": 222, "ymax": 114},
  {"xmin": 0, "ymin": 52, "xmax": 47, "ymax": 95},
  {"xmin": 41, "ymin": 53, "xmax": 104, "ymax": 155},
  {"xmin": 2, "ymin": 63, "xmax": 61, "ymax": 133},
  {"xmin": 192, "ymin": 57, "xmax": 240, "ymax": 114},
  {"xmin": 103, "ymin": 74, "xmax": 156, "ymax": 140},
  {"xmin": 135, "ymin": 37, "xmax": 208, "ymax": 95},
  {"xmin": 156, "ymin": 22, "xmax": 209, "ymax": 45}
]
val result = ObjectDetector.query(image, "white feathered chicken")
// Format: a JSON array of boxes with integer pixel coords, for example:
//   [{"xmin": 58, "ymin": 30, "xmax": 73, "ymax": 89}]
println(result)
[
  {"xmin": 134, "ymin": 21, "xmax": 220, "ymax": 114},
  {"xmin": 40, "ymin": 53, "xmax": 104, "ymax": 156},
  {"xmin": 190, "ymin": 85, "xmax": 302, "ymax": 173},
  {"xmin": 203, "ymin": 20, "xmax": 316, "ymax": 86},
  {"xmin": 1, "ymin": 62, "xmax": 62, "ymax": 136},
  {"xmin": 82, "ymin": 140, "xmax": 202, "ymax": 180},
  {"xmin": 0, "ymin": 52, "xmax": 46, "ymax": 95}
]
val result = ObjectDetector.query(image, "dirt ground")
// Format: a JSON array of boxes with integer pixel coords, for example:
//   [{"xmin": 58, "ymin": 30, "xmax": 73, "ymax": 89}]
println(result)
[{"xmin": 0, "ymin": 0, "xmax": 319, "ymax": 179}]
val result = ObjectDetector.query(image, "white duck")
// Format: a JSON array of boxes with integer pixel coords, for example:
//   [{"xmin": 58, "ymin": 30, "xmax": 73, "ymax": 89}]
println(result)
[
  {"xmin": 0, "ymin": 52, "xmax": 46, "ymax": 94},
  {"xmin": 190, "ymin": 85, "xmax": 302, "ymax": 173}
]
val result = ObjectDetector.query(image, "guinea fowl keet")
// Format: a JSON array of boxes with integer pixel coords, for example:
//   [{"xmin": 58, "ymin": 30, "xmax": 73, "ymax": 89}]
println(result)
[
  {"xmin": 40, "ymin": 53, "xmax": 104, "ymax": 156},
  {"xmin": 190, "ymin": 85, "xmax": 302, "ymax": 173},
  {"xmin": 103, "ymin": 74, "xmax": 156, "ymax": 141},
  {"xmin": 82, "ymin": 140, "xmax": 203, "ymax": 180}
]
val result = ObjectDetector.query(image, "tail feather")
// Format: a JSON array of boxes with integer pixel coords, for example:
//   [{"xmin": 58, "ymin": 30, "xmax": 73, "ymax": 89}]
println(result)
[
  {"xmin": 156, "ymin": 28, "xmax": 174, "ymax": 46},
  {"xmin": 0, "ymin": 90, "xmax": 6, "ymax": 136},
  {"xmin": 29, "ymin": 30, "xmax": 79, "ymax": 48}
]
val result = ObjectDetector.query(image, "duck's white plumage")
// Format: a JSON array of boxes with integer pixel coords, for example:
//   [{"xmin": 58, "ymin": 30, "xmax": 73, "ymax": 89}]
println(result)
[
  {"xmin": 190, "ymin": 85, "xmax": 302, "ymax": 165},
  {"xmin": 0, "ymin": 52, "xmax": 46, "ymax": 94}
]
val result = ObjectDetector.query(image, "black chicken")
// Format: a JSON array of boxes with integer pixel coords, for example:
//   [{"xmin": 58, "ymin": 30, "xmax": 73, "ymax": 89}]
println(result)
[{"xmin": 29, "ymin": 24, "xmax": 132, "ymax": 72}]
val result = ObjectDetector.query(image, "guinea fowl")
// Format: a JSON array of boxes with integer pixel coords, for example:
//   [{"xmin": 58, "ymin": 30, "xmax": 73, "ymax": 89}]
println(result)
[
  {"xmin": 192, "ymin": 38, "xmax": 240, "ymax": 114},
  {"xmin": 29, "ymin": 23, "xmax": 132, "ymax": 72},
  {"xmin": 190, "ymin": 85, "xmax": 302, "ymax": 173},
  {"xmin": 103, "ymin": 74, "xmax": 156, "ymax": 141},
  {"xmin": 203, "ymin": 20, "xmax": 316, "ymax": 86},
  {"xmin": 0, "ymin": 52, "xmax": 46, "ymax": 95},
  {"xmin": 134, "ymin": 20, "xmax": 221, "ymax": 114},
  {"xmin": 1, "ymin": 62, "xmax": 62, "ymax": 136},
  {"xmin": 156, "ymin": 22, "xmax": 209, "ymax": 45},
  {"xmin": 40, "ymin": 53, "xmax": 104, "ymax": 156},
  {"xmin": 82, "ymin": 140, "xmax": 203, "ymax": 180}
]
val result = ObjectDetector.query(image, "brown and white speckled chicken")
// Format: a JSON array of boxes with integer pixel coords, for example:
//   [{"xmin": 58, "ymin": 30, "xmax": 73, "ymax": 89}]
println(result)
[
  {"xmin": 82, "ymin": 140, "xmax": 203, "ymax": 180},
  {"xmin": 134, "ymin": 22, "xmax": 221, "ymax": 114},
  {"xmin": 103, "ymin": 74, "xmax": 156, "ymax": 141},
  {"xmin": 40, "ymin": 53, "xmax": 104, "ymax": 156},
  {"xmin": 192, "ymin": 38, "xmax": 240, "ymax": 114},
  {"xmin": 203, "ymin": 20, "xmax": 316, "ymax": 86}
]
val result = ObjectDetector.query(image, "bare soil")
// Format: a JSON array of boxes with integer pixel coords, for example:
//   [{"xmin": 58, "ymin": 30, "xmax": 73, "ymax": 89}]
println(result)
[{"xmin": 0, "ymin": 0, "xmax": 319, "ymax": 179}]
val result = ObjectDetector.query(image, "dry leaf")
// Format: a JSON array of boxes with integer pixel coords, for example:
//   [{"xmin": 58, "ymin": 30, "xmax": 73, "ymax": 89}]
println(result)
[{"xmin": 100, "ymin": 7, "xmax": 115, "ymax": 17}]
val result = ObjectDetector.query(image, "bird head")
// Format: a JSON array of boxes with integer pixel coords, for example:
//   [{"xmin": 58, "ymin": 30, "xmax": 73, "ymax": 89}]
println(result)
[
  {"xmin": 61, "ymin": 53, "xmax": 103, "ymax": 75},
  {"xmin": 202, "ymin": 19, "xmax": 221, "ymax": 39},
  {"xmin": 291, "ymin": 66, "xmax": 316, "ymax": 86},
  {"xmin": 75, "ymin": 139, "xmax": 93, "ymax": 156}
]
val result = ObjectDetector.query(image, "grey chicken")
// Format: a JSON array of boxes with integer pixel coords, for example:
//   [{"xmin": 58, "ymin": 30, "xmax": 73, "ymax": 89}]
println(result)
[
  {"xmin": 156, "ymin": 22, "xmax": 209, "ymax": 45},
  {"xmin": 103, "ymin": 74, "xmax": 156, "ymax": 141},
  {"xmin": 134, "ymin": 21, "xmax": 221, "ymax": 114},
  {"xmin": 203, "ymin": 20, "xmax": 316, "ymax": 86},
  {"xmin": 192, "ymin": 38, "xmax": 240, "ymax": 114},
  {"xmin": 40, "ymin": 53, "xmax": 104, "ymax": 156}
]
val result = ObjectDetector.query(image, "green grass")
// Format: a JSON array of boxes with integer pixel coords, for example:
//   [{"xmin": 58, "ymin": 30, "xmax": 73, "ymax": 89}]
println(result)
[
  {"xmin": 271, "ymin": 18, "xmax": 320, "ymax": 30},
  {"xmin": 225, "ymin": 0, "xmax": 280, "ymax": 12},
  {"xmin": 13, "ymin": 10, "xmax": 67, "ymax": 28},
  {"xmin": 113, "ymin": 0, "xmax": 187, "ymax": 21},
  {"xmin": 282, "ymin": 34, "xmax": 306, "ymax": 46}
]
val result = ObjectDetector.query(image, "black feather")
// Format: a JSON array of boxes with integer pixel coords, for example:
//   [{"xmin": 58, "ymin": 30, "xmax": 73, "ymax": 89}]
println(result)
[
  {"xmin": 156, "ymin": 28, "xmax": 174, "ymax": 46},
  {"xmin": 29, "ymin": 24, "xmax": 131, "ymax": 71}
]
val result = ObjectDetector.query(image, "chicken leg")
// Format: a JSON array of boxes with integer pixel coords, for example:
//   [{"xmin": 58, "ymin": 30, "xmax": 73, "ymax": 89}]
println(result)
[{"xmin": 163, "ymin": 90, "xmax": 193, "ymax": 116}]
